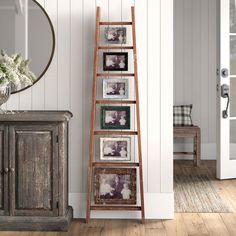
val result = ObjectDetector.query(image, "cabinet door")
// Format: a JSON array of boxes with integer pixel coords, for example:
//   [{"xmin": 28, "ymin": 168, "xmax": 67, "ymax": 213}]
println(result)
[
  {"xmin": 9, "ymin": 125, "xmax": 59, "ymax": 216},
  {"xmin": 0, "ymin": 126, "xmax": 9, "ymax": 216}
]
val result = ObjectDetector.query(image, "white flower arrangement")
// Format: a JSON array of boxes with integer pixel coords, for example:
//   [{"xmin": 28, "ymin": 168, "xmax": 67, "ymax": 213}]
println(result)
[{"xmin": 0, "ymin": 50, "xmax": 36, "ymax": 91}]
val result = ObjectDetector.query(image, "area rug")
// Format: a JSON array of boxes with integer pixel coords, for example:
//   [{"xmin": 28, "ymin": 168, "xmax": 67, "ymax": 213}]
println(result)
[{"xmin": 174, "ymin": 174, "xmax": 231, "ymax": 213}]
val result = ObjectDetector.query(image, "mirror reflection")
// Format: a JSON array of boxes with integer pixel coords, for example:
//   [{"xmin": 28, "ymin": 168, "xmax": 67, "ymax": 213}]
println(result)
[{"xmin": 0, "ymin": 0, "xmax": 55, "ymax": 93}]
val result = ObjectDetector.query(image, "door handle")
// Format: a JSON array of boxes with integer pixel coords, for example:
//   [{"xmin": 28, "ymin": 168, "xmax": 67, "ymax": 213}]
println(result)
[
  {"xmin": 221, "ymin": 68, "xmax": 229, "ymax": 78},
  {"xmin": 221, "ymin": 84, "xmax": 230, "ymax": 118}
]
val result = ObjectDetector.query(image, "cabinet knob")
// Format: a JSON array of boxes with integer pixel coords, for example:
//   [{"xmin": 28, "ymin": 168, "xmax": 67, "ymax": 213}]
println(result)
[
  {"xmin": 10, "ymin": 168, "xmax": 15, "ymax": 173},
  {"xmin": 4, "ymin": 168, "xmax": 9, "ymax": 174}
]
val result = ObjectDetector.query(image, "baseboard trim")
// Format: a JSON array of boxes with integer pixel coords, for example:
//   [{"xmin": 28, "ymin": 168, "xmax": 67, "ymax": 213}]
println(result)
[{"xmin": 69, "ymin": 192, "xmax": 174, "ymax": 219}]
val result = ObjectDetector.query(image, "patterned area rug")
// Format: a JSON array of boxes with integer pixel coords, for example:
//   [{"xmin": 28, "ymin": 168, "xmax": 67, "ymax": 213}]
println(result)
[{"xmin": 174, "ymin": 174, "xmax": 231, "ymax": 213}]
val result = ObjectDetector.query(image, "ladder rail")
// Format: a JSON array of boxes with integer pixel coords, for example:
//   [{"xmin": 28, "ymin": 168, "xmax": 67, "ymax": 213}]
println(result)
[
  {"xmin": 131, "ymin": 6, "xmax": 145, "ymax": 223},
  {"xmin": 86, "ymin": 6, "xmax": 145, "ymax": 224},
  {"xmin": 86, "ymin": 6, "xmax": 101, "ymax": 224}
]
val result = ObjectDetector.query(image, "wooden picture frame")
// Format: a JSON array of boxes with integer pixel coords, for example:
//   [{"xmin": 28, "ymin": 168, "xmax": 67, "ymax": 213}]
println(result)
[
  {"xmin": 103, "ymin": 52, "xmax": 128, "ymax": 71},
  {"xmin": 100, "ymin": 106, "xmax": 130, "ymax": 129},
  {"xmin": 103, "ymin": 78, "xmax": 128, "ymax": 99},
  {"xmin": 100, "ymin": 137, "xmax": 131, "ymax": 161},
  {"xmin": 94, "ymin": 168, "xmax": 136, "ymax": 205}
]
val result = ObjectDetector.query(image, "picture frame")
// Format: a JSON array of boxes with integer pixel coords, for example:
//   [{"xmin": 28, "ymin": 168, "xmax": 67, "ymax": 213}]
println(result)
[
  {"xmin": 100, "ymin": 106, "xmax": 130, "ymax": 129},
  {"xmin": 103, "ymin": 52, "xmax": 128, "ymax": 71},
  {"xmin": 104, "ymin": 27, "xmax": 127, "ymax": 44},
  {"xmin": 94, "ymin": 168, "xmax": 136, "ymax": 205},
  {"xmin": 100, "ymin": 137, "xmax": 131, "ymax": 161},
  {"xmin": 103, "ymin": 78, "xmax": 128, "ymax": 99}
]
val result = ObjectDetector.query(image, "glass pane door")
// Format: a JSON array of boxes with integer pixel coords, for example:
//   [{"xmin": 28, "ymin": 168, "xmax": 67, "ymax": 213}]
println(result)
[{"xmin": 230, "ymin": 0, "xmax": 236, "ymax": 159}]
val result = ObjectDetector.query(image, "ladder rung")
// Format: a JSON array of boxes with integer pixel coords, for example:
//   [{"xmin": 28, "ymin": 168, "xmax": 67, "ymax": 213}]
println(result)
[
  {"xmin": 93, "ymin": 162, "xmax": 140, "ymax": 167},
  {"xmin": 96, "ymin": 100, "xmax": 136, "ymax": 105},
  {"xmin": 94, "ymin": 131, "xmax": 138, "ymax": 135},
  {"xmin": 91, "ymin": 206, "xmax": 141, "ymax": 211},
  {"xmin": 98, "ymin": 46, "xmax": 134, "ymax": 50},
  {"xmin": 97, "ymin": 73, "xmax": 135, "ymax": 77},
  {"xmin": 99, "ymin": 22, "xmax": 132, "ymax": 25}
]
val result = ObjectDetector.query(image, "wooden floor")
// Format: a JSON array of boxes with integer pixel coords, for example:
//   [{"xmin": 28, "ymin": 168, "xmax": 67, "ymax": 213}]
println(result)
[{"xmin": 1, "ymin": 161, "xmax": 236, "ymax": 236}]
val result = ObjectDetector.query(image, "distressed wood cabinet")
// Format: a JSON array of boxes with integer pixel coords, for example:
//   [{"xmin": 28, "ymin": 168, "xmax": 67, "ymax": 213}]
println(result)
[{"xmin": 0, "ymin": 111, "xmax": 73, "ymax": 231}]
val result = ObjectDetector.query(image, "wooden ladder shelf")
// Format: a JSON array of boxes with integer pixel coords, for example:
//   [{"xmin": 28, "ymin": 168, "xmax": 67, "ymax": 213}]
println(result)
[{"xmin": 86, "ymin": 6, "xmax": 145, "ymax": 224}]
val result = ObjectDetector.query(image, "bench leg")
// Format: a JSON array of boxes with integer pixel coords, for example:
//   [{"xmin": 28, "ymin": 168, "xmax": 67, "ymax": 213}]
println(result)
[
  {"xmin": 194, "ymin": 136, "xmax": 197, "ymax": 166},
  {"xmin": 194, "ymin": 131, "xmax": 201, "ymax": 167}
]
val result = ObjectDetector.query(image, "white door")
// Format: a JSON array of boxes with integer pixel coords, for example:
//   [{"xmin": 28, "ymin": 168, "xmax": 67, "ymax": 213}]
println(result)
[{"xmin": 217, "ymin": 0, "xmax": 236, "ymax": 179}]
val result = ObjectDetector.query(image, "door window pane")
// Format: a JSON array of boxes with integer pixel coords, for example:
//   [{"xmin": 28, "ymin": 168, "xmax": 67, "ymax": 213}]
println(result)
[
  {"xmin": 230, "ymin": 0, "xmax": 236, "ymax": 33},
  {"xmin": 230, "ymin": 120, "xmax": 236, "ymax": 159},
  {"xmin": 230, "ymin": 78, "xmax": 236, "ymax": 117},
  {"xmin": 230, "ymin": 36, "xmax": 236, "ymax": 74}
]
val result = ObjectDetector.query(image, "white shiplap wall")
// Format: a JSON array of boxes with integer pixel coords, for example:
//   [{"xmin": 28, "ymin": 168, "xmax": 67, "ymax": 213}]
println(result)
[
  {"xmin": 174, "ymin": 0, "xmax": 218, "ymax": 159},
  {"xmin": 6, "ymin": 0, "xmax": 173, "ymax": 218}
]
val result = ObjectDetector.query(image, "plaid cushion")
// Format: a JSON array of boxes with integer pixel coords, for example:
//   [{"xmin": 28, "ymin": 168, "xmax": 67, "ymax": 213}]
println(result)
[{"xmin": 173, "ymin": 105, "xmax": 193, "ymax": 126}]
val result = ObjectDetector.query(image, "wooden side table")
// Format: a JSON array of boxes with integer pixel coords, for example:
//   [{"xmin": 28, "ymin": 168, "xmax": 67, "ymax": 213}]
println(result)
[{"xmin": 174, "ymin": 126, "xmax": 201, "ymax": 166}]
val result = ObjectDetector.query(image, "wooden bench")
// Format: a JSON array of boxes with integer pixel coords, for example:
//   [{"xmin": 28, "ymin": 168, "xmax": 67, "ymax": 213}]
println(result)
[{"xmin": 174, "ymin": 126, "xmax": 201, "ymax": 166}]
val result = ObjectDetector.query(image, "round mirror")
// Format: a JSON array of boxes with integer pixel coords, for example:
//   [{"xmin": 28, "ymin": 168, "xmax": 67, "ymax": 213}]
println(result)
[{"xmin": 0, "ymin": 0, "xmax": 55, "ymax": 93}]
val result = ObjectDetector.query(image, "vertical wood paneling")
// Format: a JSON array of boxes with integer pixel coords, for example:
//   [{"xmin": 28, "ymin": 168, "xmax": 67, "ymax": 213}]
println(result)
[
  {"xmin": 122, "ymin": 0, "xmax": 133, "ymax": 22},
  {"xmin": 58, "ymin": 0, "xmax": 70, "ymax": 110},
  {"xmin": 44, "ymin": 0, "xmax": 58, "ymax": 110},
  {"xmin": 147, "ymin": 0, "xmax": 161, "ymax": 193},
  {"xmin": 98, "ymin": 0, "xmax": 108, "ymax": 21},
  {"xmin": 183, "ymin": 0, "xmax": 193, "ymax": 105},
  {"xmin": 109, "ymin": 0, "xmax": 122, "ymax": 21},
  {"xmin": 70, "ymin": 0, "xmax": 83, "ymax": 193},
  {"xmin": 6, "ymin": 94, "xmax": 20, "ymax": 111},
  {"xmin": 192, "ymin": 0, "xmax": 201, "ymax": 127},
  {"xmin": 209, "ymin": 0, "xmax": 217, "ymax": 143},
  {"xmin": 18, "ymin": 89, "xmax": 32, "ymax": 110},
  {"xmin": 31, "ymin": 0, "xmax": 45, "ymax": 110},
  {"xmin": 135, "ymin": 0, "xmax": 148, "ymax": 192},
  {"xmin": 161, "ymin": 0, "xmax": 173, "ymax": 193},
  {"xmin": 201, "ymin": 0, "xmax": 210, "ymax": 143},
  {"xmin": 174, "ymin": 0, "xmax": 184, "ymax": 104},
  {"xmin": 3, "ymin": 0, "xmax": 174, "ymax": 216},
  {"xmin": 32, "ymin": 80, "xmax": 45, "ymax": 110},
  {"xmin": 174, "ymin": 0, "xmax": 217, "ymax": 147},
  {"xmin": 82, "ymin": 0, "xmax": 96, "ymax": 192}
]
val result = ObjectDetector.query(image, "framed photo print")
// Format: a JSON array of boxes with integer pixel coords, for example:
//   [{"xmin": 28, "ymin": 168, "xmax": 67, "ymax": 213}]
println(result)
[
  {"xmin": 100, "ymin": 137, "xmax": 131, "ymax": 161},
  {"xmin": 103, "ymin": 78, "xmax": 128, "ymax": 99},
  {"xmin": 104, "ymin": 27, "xmax": 127, "ymax": 44},
  {"xmin": 101, "ymin": 106, "xmax": 130, "ymax": 129},
  {"xmin": 103, "ymin": 52, "xmax": 128, "ymax": 71},
  {"xmin": 94, "ymin": 168, "xmax": 136, "ymax": 205}
]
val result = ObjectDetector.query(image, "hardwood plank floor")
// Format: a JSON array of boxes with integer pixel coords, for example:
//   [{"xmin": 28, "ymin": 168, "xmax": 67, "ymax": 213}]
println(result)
[{"xmin": 1, "ymin": 161, "xmax": 236, "ymax": 236}]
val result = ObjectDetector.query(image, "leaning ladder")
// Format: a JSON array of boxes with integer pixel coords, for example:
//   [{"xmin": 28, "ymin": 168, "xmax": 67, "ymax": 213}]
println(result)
[{"xmin": 86, "ymin": 6, "xmax": 145, "ymax": 224}]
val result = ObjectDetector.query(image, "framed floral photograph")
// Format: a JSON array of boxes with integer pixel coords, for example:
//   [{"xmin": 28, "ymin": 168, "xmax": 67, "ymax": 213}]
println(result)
[
  {"xmin": 104, "ymin": 27, "xmax": 127, "ymax": 44},
  {"xmin": 100, "ymin": 137, "xmax": 131, "ymax": 161},
  {"xmin": 103, "ymin": 78, "xmax": 128, "ymax": 99},
  {"xmin": 100, "ymin": 106, "xmax": 130, "ymax": 129},
  {"xmin": 103, "ymin": 52, "xmax": 128, "ymax": 71},
  {"xmin": 94, "ymin": 168, "xmax": 136, "ymax": 205}
]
